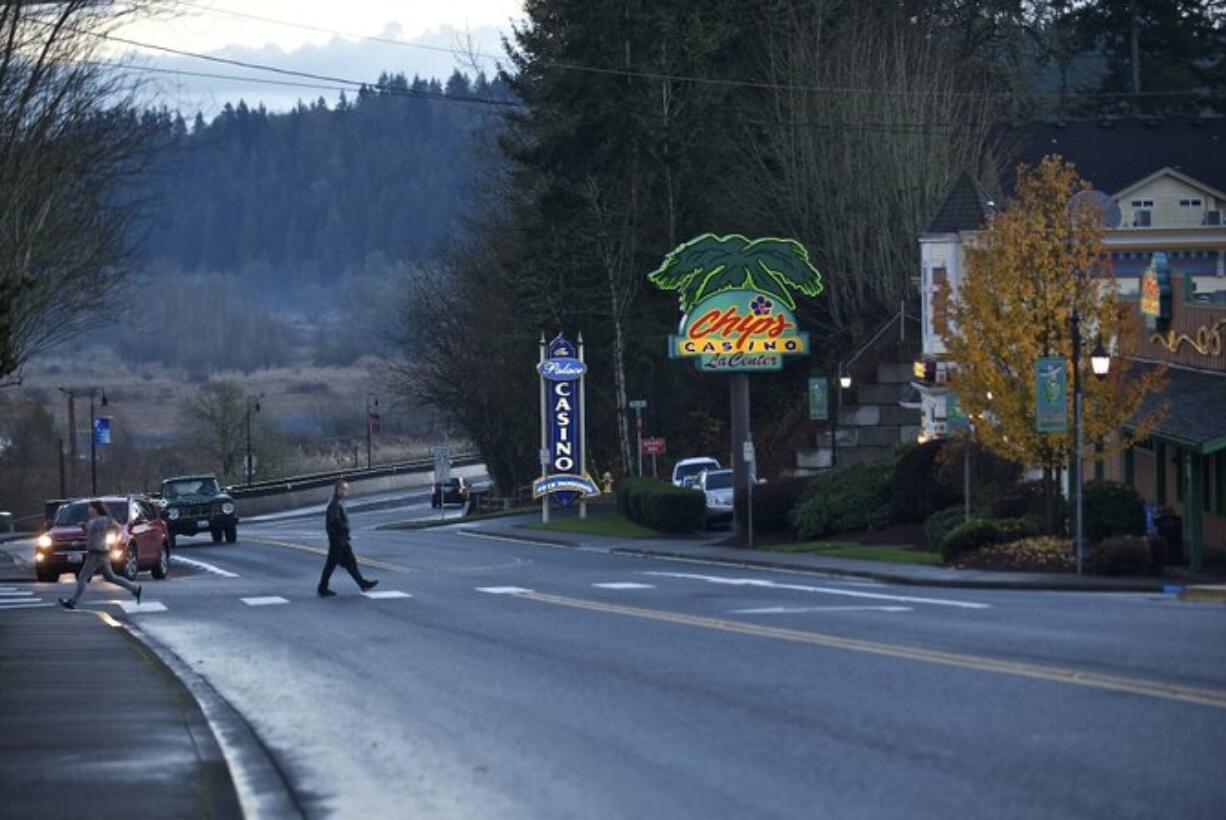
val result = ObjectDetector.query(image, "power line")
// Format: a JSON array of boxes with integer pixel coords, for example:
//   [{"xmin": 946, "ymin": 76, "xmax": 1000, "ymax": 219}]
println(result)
[{"xmin": 173, "ymin": 0, "xmax": 1224, "ymax": 101}]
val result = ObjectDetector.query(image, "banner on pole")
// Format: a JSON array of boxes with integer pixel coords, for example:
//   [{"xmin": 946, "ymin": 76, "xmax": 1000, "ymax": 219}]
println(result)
[
  {"xmin": 1035, "ymin": 357, "xmax": 1068, "ymax": 433},
  {"xmin": 93, "ymin": 416, "xmax": 111, "ymax": 446},
  {"xmin": 808, "ymin": 377, "xmax": 828, "ymax": 421}
]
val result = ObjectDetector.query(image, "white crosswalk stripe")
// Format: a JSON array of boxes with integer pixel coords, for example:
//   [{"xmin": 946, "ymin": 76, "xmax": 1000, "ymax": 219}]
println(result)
[
  {"xmin": 593, "ymin": 583, "xmax": 655, "ymax": 590},
  {"xmin": 118, "ymin": 601, "xmax": 168, "ymax": 614},
  {"xmin": 242, "ymin": 596, "xmax": 290, "ymax": 607},
  {"xmin": 361, "ymin": 590, "xmax": 412, "ymax": 600}
]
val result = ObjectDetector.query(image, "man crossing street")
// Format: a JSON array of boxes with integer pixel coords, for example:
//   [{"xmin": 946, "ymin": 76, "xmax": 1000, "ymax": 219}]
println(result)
[{"xmin": 318, "ymin": 478, "xmax": 378, "ymax": 596}]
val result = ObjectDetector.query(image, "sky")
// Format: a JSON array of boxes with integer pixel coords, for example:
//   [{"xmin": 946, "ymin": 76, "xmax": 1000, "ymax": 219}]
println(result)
[{"xmin": 111, "ymin": 1, "xmax": 525, "ymax": 115}]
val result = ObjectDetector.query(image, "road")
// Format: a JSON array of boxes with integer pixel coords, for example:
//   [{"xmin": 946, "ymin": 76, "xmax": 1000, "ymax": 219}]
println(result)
[{"xmin": 6, "ymin": 492, "xmax": 1226, "ymax": 819}]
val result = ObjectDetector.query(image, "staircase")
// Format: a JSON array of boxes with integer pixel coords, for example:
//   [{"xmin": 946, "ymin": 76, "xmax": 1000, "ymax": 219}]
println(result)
[{"xmin": 796, "ymin": 334, "xmax": 921, "ymax": 474}]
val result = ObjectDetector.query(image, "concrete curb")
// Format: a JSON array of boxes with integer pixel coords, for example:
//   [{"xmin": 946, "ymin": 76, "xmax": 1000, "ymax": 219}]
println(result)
[
  {"xmin": 461, "ymin": 525, "xmax": 1176, "ymax": 593},
  {"xmin": 1178, "ymin": 585, "xmax": 1226, "ymax": 602},
  {"xmin": 116, "ymin": 615, "xmax": 307, "ymax": 819}
]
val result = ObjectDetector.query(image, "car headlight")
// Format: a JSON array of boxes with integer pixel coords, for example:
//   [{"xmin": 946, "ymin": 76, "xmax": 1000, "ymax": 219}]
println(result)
[
  {"xmin": 37, "ymin": 534, "xmax": 52, "ymax": 549},
  {"xmin": 167, "ymin": 508, "xmax": 179, "ymax": 520},
  {"xmin": 222, "ymin": 502, "xmax": 234, "ymax": 515},
  {"xmin": 106, "ymin": 532, "xmax": 117, "ymax": 546},
  {"xmin": 111, "ymin": 549, "xmax": 123, "ymax": 561}
]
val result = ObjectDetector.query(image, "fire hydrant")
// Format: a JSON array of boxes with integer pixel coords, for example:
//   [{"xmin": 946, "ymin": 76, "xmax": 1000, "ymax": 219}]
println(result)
[{"xmin": 601, "ymin": 471, "xmax": 614, "ymax": 494}]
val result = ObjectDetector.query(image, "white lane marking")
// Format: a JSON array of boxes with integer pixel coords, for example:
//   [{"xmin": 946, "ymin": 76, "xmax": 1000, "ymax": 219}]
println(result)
[
  {"xmin": 476, "ymin": 586, "xmax": 532, "ymax": 595},
  {"xmin": 242, "ymin": 596, "xmax": 290, "ymax": 607},
  {"xmin": 0, "ymin": 590, "xmax": 36, "ymax": 597},
  {"xmin": 643, "ymin": 571, "xmax": 990, "ymax": 609},
  {"xmin": 118, "ymin": 601, "xmax": 168, "ymax": 614},
  {"xmin": 362, "ymin": 590, "xmax": 412, "ymax": 600},
  {"xmin": 730, "ymin": 605, "xmax": 913, "ymax": 614},
  {"xmin": 593, "ymin": 582, "xmax": 655, "ymax": 590},
  {"xmin": 0, "ymin": 601, "xmax": 53, "ymax": 610},
  {"xmin": 458, "ymin": 530, "xmax": 606, "ymax": 553},
  {"xmin": 171, "ymin": 555, "xmax": 240, "ymax": 578}
]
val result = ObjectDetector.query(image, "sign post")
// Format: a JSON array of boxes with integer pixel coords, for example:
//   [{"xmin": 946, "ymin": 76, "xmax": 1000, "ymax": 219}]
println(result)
[
  {"xmin": 534, "ymin": 333, "xmax": 600, "ymax": 520},
  {"xmin": 649, "ymin": 233, "xmax": 822, "ymax": 545},
  {"xmin": 434, "ymin": 445, "xmax": 451, "ymax": 521},
  {"xmin": 641, "ymin": 437, "xmax": 666, "ymax": 477},
  {"xmin": 742, "ymin": 440, "xmax": 755, "ymax": 549},
  {"xmin": 629, "ymin": 399, "xmax": 647, "ymax": 476}
]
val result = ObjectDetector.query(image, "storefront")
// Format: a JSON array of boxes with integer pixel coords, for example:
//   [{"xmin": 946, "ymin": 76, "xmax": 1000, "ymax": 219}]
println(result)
[{"xmin": 1108, "ymin": 261, "xmax": 1226, "ymax": 571}]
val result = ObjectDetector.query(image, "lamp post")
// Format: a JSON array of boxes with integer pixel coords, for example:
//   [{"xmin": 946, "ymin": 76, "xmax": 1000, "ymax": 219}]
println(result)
[
  {"xmin": 832, "ymin": 368, "xmax": 851, "ymax": 469},
  {"xmin": 57, "ymin": 387, "xmax": 77, "ymax": 496},
  {"xmin": 88, "ymin": 389, "xmax": 107, "ymax": 496},
  {"xmin": 1071, "ymin": 321, "xmax": 1111, "ymax": 575},
  {"xmin": 366, "ymin": 395, "xmax": 379, "ymax": 469},
  {"xmin": 245, "ymin": 395, "xmax": 261, "ymax": 486}
]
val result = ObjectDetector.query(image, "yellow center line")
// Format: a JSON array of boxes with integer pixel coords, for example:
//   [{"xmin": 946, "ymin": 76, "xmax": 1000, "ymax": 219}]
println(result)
[
  {"xmin": 246, "ymin": 537, "xmax": 417, "ymax": 574},
  {"xmin": 515, "ymin": 590, "xmax": 1226, "ymax": 711}
]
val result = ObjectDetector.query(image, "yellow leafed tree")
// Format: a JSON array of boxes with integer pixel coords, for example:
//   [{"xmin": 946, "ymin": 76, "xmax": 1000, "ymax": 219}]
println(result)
[{"xmin": 939, "ymin": 155, "xmax": 1165, "ymax": 515}]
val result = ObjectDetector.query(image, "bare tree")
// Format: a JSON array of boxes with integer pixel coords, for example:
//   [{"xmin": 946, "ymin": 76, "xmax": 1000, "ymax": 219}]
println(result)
[
  {"xmin": 746, "ymin": 0, "xmax": 999, "ymax": 342},
  {"xmin": 0, "ymin": 1, "xmax": 165, "ymax": 383},
  {"xmin": 179, "ymin": 381, "xmax": 245, "ymax": 480}
]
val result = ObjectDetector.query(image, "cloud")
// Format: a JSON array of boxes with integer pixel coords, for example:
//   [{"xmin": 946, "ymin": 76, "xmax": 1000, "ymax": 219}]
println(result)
[{"xmin": 129, "ymin": 22, "xmax": 509, "ymax": 116}]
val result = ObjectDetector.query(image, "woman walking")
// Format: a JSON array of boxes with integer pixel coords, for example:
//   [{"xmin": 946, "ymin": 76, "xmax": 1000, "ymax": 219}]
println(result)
[{"xmin": 59, "ymin": 500, "xmax": 141, "ymax": 609}]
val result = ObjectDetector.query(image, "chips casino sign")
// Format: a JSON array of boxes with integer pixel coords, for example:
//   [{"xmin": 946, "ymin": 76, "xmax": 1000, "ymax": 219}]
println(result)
[{"xmin": 649, "ymin": 234, "xmax": 821, "ymax": 373}]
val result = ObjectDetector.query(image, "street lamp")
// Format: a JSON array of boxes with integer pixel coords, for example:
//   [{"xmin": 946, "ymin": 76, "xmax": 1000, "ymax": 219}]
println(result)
[
  {"xmin": 1091, "ymin": 339, "xmax": 1110, "ymax": 378},
  {"xmin": 245, "ymin": 395, "xmax": 261, "ymax": 486},
  {"xmin": 366, "ymin": 395, "xmax": 379, "ymax": 469},
  {"xmin": 89, "ymin": 389, "xmax": 107, "ymax": 496}
]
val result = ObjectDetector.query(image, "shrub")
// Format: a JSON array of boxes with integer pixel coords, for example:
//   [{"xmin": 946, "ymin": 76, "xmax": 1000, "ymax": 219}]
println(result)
[
  {"xmin": 957, "ymin": 536, "xmax": 1074, "ymax": 572},
  {"xmin": 1083, "ymin": 480, "xmax": 1145, "ymax": 544},
  {"xmin": 866, "ymin": 501, "xmax": 894, "ymax": 531},
  {"xmin": 790, "ymin": 459, "xmax": 893, "ymax": 539},
  {"xmin": 992, "ymin": 481, "xmax": 1069, "ymax": 535},
  {"xmin": 616, "ymin": 477, "xmax": 704, "ymax": 533},
  {"xmin": 939, "ymin": 517, "xmax": 1036, "ymax": 563},
  {"xmin": 733, "ymin": 477, "xmax": 809, "ymax": 534},
  {"xmin": 924, "ymin": 506, "xmax": 967, "ymax": 550},
  {"xmin": 1091, "ymin": 535, "xmax": 1153, "ymax": 576},
  {"xmin": 891, "ymin": 440, "xmax": 959, "ymax": 522}
]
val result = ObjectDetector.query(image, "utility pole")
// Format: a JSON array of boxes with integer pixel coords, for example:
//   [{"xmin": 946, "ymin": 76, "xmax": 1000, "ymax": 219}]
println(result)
[
  {"xmin": 629, "ymin": 399, "xmax": 647, "ymax": 476},
  {"xmin": 58, "ymin": 387, "xmax": 77, "ymax": 496},
  {"xmin": 366, "ymin": 395, "xmax": 379, "ymax": 470},
  {"xmin": 57, "ymin": 438, "xmax": 66, "ymax": 499},
  {"xmin": 88, "ymin": 389, "xmax": 107, "ymax": 496},
  {"xmin": 245, "ymin": 395, "xmax": 261, "ymax": 486}
]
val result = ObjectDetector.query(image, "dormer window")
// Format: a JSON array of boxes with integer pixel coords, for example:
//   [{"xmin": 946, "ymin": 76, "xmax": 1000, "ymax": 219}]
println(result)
[
  {"xmin": 1130, "ymin": 199, "xmax": 1154, "ymax": 208},
  {"xmin": 1178, "ymin": 199, "xmax": 1203, "ymax": 207}
]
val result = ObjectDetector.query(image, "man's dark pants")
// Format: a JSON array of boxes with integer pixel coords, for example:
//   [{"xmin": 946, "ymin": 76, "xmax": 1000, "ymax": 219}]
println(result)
[{"xmin": 318, "ymin": 541, "xmax": 365, "ymax": 591}]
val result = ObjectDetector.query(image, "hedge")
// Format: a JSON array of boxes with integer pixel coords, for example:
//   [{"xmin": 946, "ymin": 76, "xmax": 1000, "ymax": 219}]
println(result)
[
  {"xmin": 616, "ymin": 477, "xmax": 705, "ymax": 533},
  {"xmin": 1091, "ymin": 535, "xmax": 1153, "ymax": 576},
  {"xmin": 790, "ymin": 459, "xmax": 893, "ymax": 539},
  {"xmin": 891, "ymin": 441, "xmax": 958, "ymax": 522},
  {"xmin": 1083, "ymin": 480, "xmax": 1146, "ymax": 544},
  {"xmin": 939, "ymin": 517, "xmax": 1036, "ymax": 563},
  {"xmin": 924, "ymin": 506, "xmax": 967, "ymax": 551},
  {"xmin": 733, "ymin": 477, "xmax": 810, "ymax": 534}
]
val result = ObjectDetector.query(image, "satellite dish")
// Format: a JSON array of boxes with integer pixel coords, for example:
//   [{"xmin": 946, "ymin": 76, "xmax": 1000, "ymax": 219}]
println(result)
[{"xmin": 1069, "ymin": 190, "xmax": 1122, "ymax": 229}]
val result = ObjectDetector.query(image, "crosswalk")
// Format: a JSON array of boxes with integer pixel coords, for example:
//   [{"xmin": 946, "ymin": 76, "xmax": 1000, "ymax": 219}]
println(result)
[
  {"xmin": 3, "ymin": 570, "xmax": 993, "ymax": 617},
  {"xmin": 0, "ymin": 586, "xmax": 52, "ymax": 610}
]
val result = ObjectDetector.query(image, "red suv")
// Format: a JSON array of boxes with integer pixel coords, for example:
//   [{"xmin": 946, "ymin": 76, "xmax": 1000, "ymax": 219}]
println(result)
[{"xmin": 35, "ymin": 496, "xmax": 172, "ymax": 584}]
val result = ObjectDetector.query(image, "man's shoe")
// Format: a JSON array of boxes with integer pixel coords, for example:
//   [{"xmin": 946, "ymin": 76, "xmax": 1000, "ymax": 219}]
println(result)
[
  {"xmin": 360, "ymin": 579, "xmax": 379, "ymax": 592},
  {"xmin": 318, "ymin": 588, "xmax": 337, "ymax": 597},
  {"xmin": 135, "ymin": 585, "xmax": 142, "ymax": 606},
  {"xmin": 58, "ymin": 598, "xmax": 75, "ymax": 610}
]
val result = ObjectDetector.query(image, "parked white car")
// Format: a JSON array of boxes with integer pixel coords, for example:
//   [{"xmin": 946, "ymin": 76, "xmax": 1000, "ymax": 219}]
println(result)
[
  {"xmin": 697, "ymin": 468, "xmax": 734, "ymax": 527},
  {"xmin": 672, "ymin": 457, "xmax": 720, "ymax": 488}
]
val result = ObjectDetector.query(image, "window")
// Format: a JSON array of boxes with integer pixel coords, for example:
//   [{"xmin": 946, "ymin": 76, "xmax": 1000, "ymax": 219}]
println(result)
[
  {"xmin": 931, "ymin": 266, "xmax": 948, "ymax": 334},
  {"xmin": 1216, "ymin": 453, "xmax": 1225, "ymax": 515}
]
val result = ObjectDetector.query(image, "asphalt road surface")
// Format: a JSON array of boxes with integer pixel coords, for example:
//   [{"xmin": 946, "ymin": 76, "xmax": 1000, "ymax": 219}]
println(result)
[{"xmin": 9, "ymin": 493, "xmax": 1226, "ymax": 819}]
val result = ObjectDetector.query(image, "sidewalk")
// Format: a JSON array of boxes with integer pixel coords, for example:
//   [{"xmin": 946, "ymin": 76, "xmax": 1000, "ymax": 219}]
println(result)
[
  {"xmin": 463, "ymin": 514, "xmax": 1226, "ymax": 596},
  {"xmin": 0, "ymin": 550, "xmax": 241, "ymax": 819}
]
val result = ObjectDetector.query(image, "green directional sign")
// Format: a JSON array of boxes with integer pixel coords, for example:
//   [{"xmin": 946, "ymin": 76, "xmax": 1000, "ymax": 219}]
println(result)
[{"xmin": 808, "ymin": 377, "xmax": 828, "ymax": 420}]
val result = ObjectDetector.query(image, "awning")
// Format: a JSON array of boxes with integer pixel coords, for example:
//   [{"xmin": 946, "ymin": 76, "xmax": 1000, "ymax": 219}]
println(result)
[{"xmin": 1125, "ymin": 364, "xmax": 1226, "ymax": 455}]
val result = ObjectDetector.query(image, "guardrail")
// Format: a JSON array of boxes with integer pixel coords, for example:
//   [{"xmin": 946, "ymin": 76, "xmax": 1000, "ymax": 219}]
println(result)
[{"xmin": 226, "ymin": 452, "xmax": 480, "ymax": 500}]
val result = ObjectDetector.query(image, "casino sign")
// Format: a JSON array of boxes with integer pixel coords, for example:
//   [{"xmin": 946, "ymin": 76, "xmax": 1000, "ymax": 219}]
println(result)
[{"xmin": 650, "ymin": 234, "xmax": 821, "ymax": 373}]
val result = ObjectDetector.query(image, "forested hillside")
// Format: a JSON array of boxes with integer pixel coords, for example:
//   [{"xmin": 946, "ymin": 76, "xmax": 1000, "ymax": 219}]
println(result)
[{"xmin": 138, "ymin": 70, "xmax": 509, "ymax": 294}]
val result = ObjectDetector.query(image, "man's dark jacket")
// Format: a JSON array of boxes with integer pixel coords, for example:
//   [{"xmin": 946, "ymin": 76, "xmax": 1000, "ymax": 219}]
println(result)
[{"xmin": 325, "ymin": 495, "xmax": 350, "ymax": 549}]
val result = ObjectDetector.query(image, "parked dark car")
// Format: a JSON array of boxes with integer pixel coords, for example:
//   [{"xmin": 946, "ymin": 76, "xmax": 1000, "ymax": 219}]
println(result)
[
  {"xmin": 159, "ymin": 474, "xmax": 238, "ymax": 543},
  {"xmin": 431, "ymin": 477, "xmax": 469, "ymax": 508},
  {"xmin": 35, "ymin": 496, "xmax": 171, "ymax": 583}
]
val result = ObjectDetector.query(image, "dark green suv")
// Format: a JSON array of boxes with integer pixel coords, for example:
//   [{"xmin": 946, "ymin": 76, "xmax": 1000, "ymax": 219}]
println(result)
[{"xmin": 159, "ymin": 475, "xmax": 238, "ymax": 543}]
